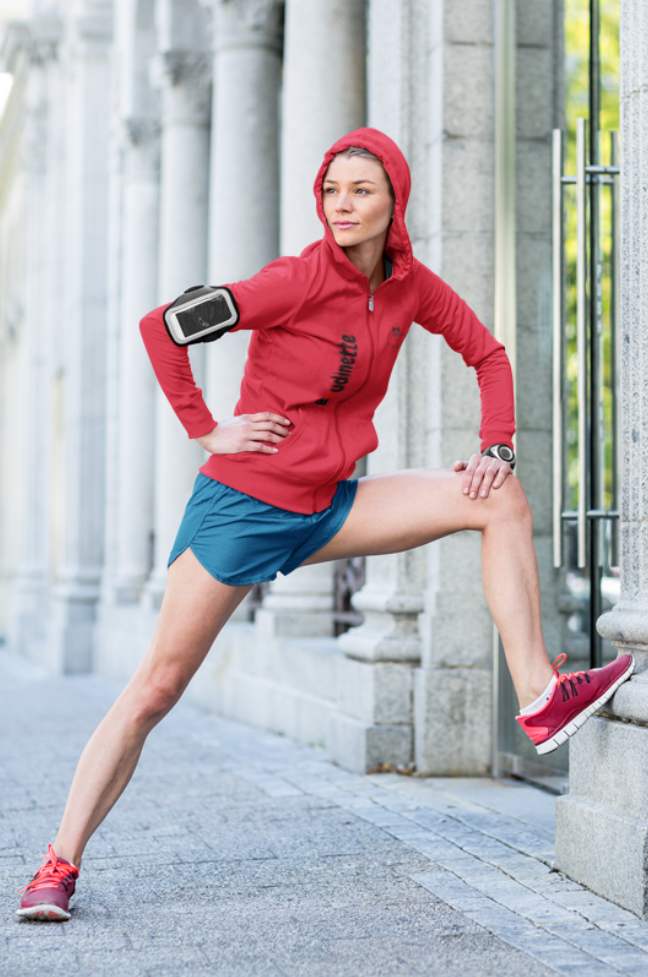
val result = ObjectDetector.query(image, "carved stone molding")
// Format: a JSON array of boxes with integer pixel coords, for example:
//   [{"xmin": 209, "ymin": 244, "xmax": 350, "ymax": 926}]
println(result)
[
  {"xmin": 123, "ymin": 117, "xmax": 161, "ymax": 175},
  {"xmin": 29, "ymin": 26, "xmax": 62, "ymax": 67},
  {"xmin": 215, "ymin": 0, "xmax": 283, "ymax": 52},
  {"xmin": 20, "ymin": 88, "xmax": 49, "ymax": 176},
  {"xmin": 150, "ymin": 51, "xmax": 212, "ymax": 121}
]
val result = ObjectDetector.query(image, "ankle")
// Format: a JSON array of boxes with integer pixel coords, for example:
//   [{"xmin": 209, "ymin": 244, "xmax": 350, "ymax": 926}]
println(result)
[
  {"xmin": 52, "ymin": 839, "xmax": 82, "ymax": 869},
  {"xmin": 518, "ymin": 671, "xmax": 556, "ymax": 712}
]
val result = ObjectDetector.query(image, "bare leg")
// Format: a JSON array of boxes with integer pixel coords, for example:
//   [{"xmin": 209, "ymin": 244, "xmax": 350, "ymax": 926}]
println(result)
[
  {"xmin": 304, "ymin": 469, "xmax": 553, "ymax": 709},
  {"xmin": 53, "ymin": 548, "xmax": 251, "ymax": 867}
]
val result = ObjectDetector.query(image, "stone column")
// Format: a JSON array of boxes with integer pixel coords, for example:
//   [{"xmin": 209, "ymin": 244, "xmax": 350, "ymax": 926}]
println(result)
[
  {"xmin": 98, "ymin": 0, "xmax": 161, "ymax": 606},
  {"xmin": 262, "ymin": 0, "xmax": 366, "ymax": 641},
  {"xmin": 280, "ymin": 0, "xmax": 366, "ymax": 256},
  {"xmin": 327, "ymin": 0, "xmax": 426, "ymax": 773},
  {"xmin": 48, "ymin": 3, "xmax": 113, "ymax": 673},
  {"xmin": 206, "ymin": 0, "xmax": 282, "ymax": 421},
  {"xmin": 555, "ymin": 0, "xmax": 648, "ymax": 917},
  {"xmin": 144, "ymin": 4, "xmax": 211, "ymax": 607},
  {"xmin": 113, "ymin": 120, "xmax": 160, "ymax": 602},
  {"xmin": 9, "ymin": 24, "xmax": 60, "ymax": 662}
]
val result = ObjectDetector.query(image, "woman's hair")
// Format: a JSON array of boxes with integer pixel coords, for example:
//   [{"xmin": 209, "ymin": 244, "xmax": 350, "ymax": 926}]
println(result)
[{"xmin": 333, "ymin": 146, "xmax": 395, "ymax": 200}]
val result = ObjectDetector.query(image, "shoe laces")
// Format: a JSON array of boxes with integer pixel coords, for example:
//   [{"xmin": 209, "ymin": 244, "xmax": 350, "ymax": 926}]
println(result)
[
  {"xmin": 552, "ymin": 653, "xmax": 592, "ymax": 703},
  {"xmin": 19, "ymin": 844, "xmax": 78, "ymax": 895}
]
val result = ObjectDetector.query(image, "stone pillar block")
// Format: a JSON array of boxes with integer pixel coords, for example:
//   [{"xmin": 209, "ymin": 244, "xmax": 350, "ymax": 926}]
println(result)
[
  {"xmin": 338, "ymin": 587, "xmax": 423, "ymax": 663},
  {"xmin": 327, "ymin": 712, "xmax": 412, "ymax": 775},
  {"xmin": 335, "ymin": 658, "xmax": 413, "ymax": 726},
  {"xmin": 413, "ymin": 667, "xmax": 491, "ymax": 775},
  {"xmin": 556, "ymin": 717, "xmax": 648, "ymax": 918},
  {"xmin": 259, "ymin": 565, "xmax": 335, "ymax": 638},
  {"xmin": 554, "ymin": 0, "xmax": 648, "ymax": 917},
  {"xmin": 48, "ymin": 582, "xmax": 98, "ymax": 674}
]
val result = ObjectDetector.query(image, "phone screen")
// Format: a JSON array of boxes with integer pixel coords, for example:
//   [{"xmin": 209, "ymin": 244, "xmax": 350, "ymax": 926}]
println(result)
[{"xmin": 176, "ymin": 294, "xmax": 231, "ymax": 338}]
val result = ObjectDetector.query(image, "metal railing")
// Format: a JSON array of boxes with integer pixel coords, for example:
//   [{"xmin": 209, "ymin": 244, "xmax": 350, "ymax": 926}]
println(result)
[{"xmin": 552, "ymin": 120, "xmax": 620, "ymax": 667}]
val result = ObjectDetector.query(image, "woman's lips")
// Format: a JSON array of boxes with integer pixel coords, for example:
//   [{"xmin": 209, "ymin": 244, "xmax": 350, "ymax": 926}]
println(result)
[{"xmin": 334, "ymin": 222, "xmax": 358, "ymax": 229}]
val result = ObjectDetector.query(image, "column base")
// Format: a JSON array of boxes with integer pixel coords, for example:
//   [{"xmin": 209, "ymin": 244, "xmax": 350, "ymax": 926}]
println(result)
[
  {"xmin": 338, "ymin": 590, "xmax": 423, "ymax": 662},
  {"xmin": 48, "ymin": 583, "xmax": 100, "ymax": 674},
  {"xmin": 9, "ymin": 569, "xmax": 48, "ymax": 662},
  {"xmin": 328, "ymin": 712, "xmax": 412, "ymax": 774},
  {"xmin": 110, "ymin": 572, "xmax": 149, "ymax": 605},
  {"xmin": 413, "ymin": 667, "xmax": 491, "ymax": 775},
  {"xmin": 141, "ymin": 570, "xmax": 167, "ymax": 611},
  {"xmin": 556, "ymin": 715, "xmax": 648, "ymax": 918},
  {"xmin": 259, "ymin": 565, "xmax": 335, "ymax": 638}
]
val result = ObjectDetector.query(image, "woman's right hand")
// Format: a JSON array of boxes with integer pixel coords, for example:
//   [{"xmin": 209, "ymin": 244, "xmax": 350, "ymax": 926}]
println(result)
[{"xmin": 195, "ymin": 413, "xmax": 292, "ymax": 455}]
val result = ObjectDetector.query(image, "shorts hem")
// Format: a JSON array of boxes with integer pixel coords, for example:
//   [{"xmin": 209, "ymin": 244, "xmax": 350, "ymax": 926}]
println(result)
[
  {"xmin": 278, "ymin": 479, "xmax": 358, "ymax": 577},
  {"xmin": 169, "ymin": 545, "xmax": 274, "ymax": 587}
]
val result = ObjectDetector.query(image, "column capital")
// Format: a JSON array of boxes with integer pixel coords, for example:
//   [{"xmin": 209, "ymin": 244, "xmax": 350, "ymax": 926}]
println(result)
[
  {"xmin": 214, "ymin": 0, "xmax": 283, "ymax": 53},
  {"xmin": 28, "ymin": 19, "xmax": 63, "ymax": 66},
  {"xmin": 123, "ymin": 117, "xmax": 161, "ymax": 176},
  {"xmin": 150, "ymin": 51, "xmax": 212, "ymax": 122}
]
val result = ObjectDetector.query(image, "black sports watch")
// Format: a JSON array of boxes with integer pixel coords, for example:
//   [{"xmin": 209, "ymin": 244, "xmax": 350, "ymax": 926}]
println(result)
[{"xmin": 483, "ymin": 444, "xmax": 516, "ymax": 470}]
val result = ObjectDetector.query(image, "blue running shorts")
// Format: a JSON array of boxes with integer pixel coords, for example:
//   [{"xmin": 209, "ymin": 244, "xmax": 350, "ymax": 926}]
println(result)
[{"xmin": 168, "ymin": 474, "xmax": 358, "ymax": 586}]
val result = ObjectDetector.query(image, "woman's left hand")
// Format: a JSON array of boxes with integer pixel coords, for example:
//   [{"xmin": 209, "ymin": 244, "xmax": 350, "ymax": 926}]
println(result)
[{"xmin": 453, "ymin": 453, "xmax": 512, "ymax": 500}]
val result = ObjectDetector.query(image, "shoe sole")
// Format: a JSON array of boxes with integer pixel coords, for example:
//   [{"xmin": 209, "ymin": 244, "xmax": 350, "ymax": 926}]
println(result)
[
  {"xmin": 536, "ymin": 656, "xmax": 635, "ymax": 755},
  {"xmin": 15, "ymin": 903, "xmax": 71, "ymax": 922}
]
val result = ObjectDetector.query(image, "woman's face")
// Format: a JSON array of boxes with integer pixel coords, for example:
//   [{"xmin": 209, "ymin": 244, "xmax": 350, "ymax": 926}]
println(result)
[{"xmin": 322, "ymin": 154, "xmax": 394, "ymax": 249}]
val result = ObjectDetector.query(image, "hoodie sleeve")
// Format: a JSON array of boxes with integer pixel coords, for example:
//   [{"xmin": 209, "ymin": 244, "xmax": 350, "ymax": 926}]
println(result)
[
  {"xmin": 413, "ymin": 259, "xmax": 515, "ymax": 452},
  {"xmin": 139, "ymin": 257, "xmax": 310, "ymax": 439}
]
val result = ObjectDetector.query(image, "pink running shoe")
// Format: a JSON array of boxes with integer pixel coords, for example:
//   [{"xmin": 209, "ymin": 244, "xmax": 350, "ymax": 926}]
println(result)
[
  {"xmin": 516, "ymin": 653, "xmax": 635, "ymax": 755},
  {"xmin": 16, "ymin": 845, "xmax": 79, "ymax": 921}
]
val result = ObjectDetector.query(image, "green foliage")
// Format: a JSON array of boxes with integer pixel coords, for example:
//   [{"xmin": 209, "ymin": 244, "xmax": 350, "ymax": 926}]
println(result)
[{"xmin": 563, "ymin": 0, "xmax": 619, "ymax": 511}]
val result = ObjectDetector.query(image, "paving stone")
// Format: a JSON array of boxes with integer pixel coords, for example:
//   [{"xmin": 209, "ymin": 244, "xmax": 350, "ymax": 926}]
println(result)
[{"xmin": 3, "ymin": 653, "xmax": 648, "ymax": 977}]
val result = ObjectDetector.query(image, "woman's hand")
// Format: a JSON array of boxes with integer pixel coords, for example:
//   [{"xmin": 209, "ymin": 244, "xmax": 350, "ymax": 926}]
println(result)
[
  {"xmin": 196, "ymin": 413, "xmax": 292, "ymax": 455},
  {"xmin": 453, "ymin": 453, "xmax": 512, "ymax": 500}
]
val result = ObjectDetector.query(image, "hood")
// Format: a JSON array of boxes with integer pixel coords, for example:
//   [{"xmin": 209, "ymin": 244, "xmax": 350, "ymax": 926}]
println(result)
[{"xmin": 312, "ymin": 127, "xmax": 413, "ymax": 282}]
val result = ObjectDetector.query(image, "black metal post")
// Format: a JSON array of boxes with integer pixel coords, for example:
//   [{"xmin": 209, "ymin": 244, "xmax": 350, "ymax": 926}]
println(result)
[{"xmin": 589, "ymin": 0, "xmax": 602, "ymax": 668}]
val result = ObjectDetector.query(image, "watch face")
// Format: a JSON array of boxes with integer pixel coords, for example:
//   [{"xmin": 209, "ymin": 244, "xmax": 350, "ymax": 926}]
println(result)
[{"xmin": 498, "ymin": 445, "xmax": 514, "ymax": 462}]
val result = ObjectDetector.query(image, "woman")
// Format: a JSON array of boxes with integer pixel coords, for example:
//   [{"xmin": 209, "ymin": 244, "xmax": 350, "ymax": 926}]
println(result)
[{"xmin": 17, "ymin": 128, "xmax": 633, "ymax": 921}]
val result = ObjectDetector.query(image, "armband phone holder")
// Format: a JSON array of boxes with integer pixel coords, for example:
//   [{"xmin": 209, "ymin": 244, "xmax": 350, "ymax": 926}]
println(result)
[{"xmin": 163, "ymin": 285, "xmax": 240, "ymax": 346}]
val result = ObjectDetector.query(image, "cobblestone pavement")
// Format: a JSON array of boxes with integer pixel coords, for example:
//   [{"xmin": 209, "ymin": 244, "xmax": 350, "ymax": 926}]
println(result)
[{"xmin": 3, "ymin": 653, "xmax": 648, "ymax": 977}]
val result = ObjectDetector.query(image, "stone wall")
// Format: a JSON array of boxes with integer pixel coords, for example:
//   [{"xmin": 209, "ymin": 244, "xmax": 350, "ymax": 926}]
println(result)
[{"xmin": 0, "ymin": 0, "xmax": 565, "ymax": 775}]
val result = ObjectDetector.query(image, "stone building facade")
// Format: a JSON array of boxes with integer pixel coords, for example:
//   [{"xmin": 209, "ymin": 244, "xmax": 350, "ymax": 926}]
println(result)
[{"xmin": 0, "ymin": 0, "xmax": 565, "ymax": 776}]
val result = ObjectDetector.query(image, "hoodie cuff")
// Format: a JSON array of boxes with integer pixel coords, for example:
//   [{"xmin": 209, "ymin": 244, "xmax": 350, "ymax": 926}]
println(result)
[
  {"xmin": 185, "ymin": 412, "xmax": 217, "ymax": 440},
  {"xmin": 480, "ymin": 433, "xmax": 515, "ymax": 454}
]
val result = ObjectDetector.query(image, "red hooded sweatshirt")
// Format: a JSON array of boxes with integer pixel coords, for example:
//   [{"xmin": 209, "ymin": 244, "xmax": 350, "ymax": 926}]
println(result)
[{"xmin": 140, "ymin": 128, "xmax": 515, "ymax": 514}]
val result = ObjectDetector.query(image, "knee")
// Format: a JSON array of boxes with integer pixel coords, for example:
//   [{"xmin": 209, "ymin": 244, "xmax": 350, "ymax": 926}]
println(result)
[
  {"xmin": 491, "ymin": 475, "xmax": 533, "ymax": 532},
  {"xmin": 130, "ymin": 667, "xmax": 186, "ymax": 730}
]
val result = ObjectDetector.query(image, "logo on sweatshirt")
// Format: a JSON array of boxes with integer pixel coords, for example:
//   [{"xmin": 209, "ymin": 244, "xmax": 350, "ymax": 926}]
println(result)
[
  {"xmin": 387, "ymin": 326, "xmax": 404, "ymax": 349},
  {"xmin": 330, "ymin": 335, "xmax": 358, "ymax": 393}
]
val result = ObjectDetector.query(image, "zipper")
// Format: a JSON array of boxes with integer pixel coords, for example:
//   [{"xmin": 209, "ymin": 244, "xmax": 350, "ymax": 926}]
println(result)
[{"xmin": 331, "ymin": 281, "xmax": 385, "ymax": 484}]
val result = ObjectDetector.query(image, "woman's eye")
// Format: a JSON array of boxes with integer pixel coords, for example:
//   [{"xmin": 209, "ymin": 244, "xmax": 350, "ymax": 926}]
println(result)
[{"xmin": 356, "ymin": 188, "xmax": 368, "ymax": 195}]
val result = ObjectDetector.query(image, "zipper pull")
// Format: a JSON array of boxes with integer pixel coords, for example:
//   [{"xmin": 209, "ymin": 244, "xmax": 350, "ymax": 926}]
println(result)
[{"xmin": 368, "ymin": 294, "xmax": 374, "ymax": 312}]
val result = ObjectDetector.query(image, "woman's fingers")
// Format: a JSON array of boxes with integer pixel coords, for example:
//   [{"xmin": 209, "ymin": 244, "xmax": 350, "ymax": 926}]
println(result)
[
  {"xmin": 249, "ymin": 412, "xmax": 292, "ymax": 427},
  {"xmin": 477, "ymin": 462, "xmax": 502, "ymax": 498},
  {"xmin": 461, "ymin": 455, "xmax": 481, "ymax": 496},
  {"xmin": 248, "ymin": 441, "xmax": 280, "ymax": 454},
  {"xmin": 461, "ymin": 454, "xmax": 511, "ymax": 499}
]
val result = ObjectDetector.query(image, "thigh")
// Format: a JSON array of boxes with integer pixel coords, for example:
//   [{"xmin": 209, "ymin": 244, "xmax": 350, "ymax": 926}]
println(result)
[
  {"xmin": 135, "ymin": 548, "xmax": 252, "ymax": 689},
  {"xmin": 303, "ymin": 468, "xmax": 511, "ymax": 565}
]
